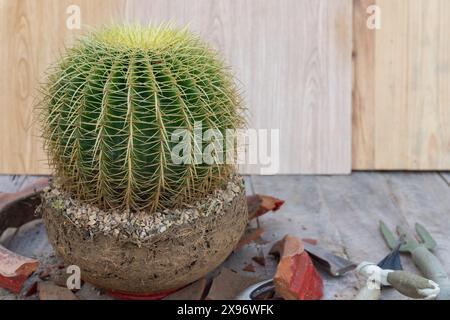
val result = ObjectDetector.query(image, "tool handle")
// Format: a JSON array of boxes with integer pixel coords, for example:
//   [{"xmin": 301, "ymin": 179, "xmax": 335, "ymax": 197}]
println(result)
[
  {"xmin": 412, "ymin": 246, "xmax": 450, "ymax": 300},
  {"xmin": 387, "ymin": 271, "xmax": 439, "ymax": 299},
  {"xmin": 354, "ymin": 284, "xmax": 381, "ymax": 300}
]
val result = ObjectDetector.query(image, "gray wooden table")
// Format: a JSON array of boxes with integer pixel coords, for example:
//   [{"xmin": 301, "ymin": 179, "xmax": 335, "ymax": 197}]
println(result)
[
  {"xmin": 2, "ymin": 173, "xmax": 450, "ymax": 300},
  {"xmin": 226, "ymin": 173, "xmax": 450, "ymax": 300}
]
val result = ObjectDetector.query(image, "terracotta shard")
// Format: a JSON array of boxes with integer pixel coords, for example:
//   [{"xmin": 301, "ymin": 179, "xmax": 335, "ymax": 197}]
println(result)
[
  {"xmin": 163, "ymin": 278, "xmax": 207, "ymax": 300},
  {"xmin": 270, "ymin": 235, "xmax": 323, "ymax": 300},
  {"xmin": 243, "ymin": 263, "xmax": 255, "ymax": 273},
  {"xmin": 246, "ymin": 195, "xmax": 263, "ymax": 218},
  {"xmin": 0, "ymin": 178, "xmax": 49, "ymax": 213},
  {"xmin": 234, "ymin": 227, "xmax": 264, "ymax": 251},
  {"xmin": 38, "ymin": 281, "xmax": 78, "ymax": 300},
  {"xmin": 206, "ymin": 268, "xmax": 261, "ymax": 300},
  {"xmin": 270, "ymin": 235, "xmax": 304, "ymax": 257},
  {"xmin": 252, "ymin": 256, "xmax": 266, "ymax": 266},
  {"xmin": 0, "ymin": 244, "xmax": 39, "ymax": 294},
  {"xmin": 247, "ymin": 195, "xmax": 284, "ymax": 221},
  {"xmin": 302, "ymin": 238, "xmax": 318, "ymax": 246}
]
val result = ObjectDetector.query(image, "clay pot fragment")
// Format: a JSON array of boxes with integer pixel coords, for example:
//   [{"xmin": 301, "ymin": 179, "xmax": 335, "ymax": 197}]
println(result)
[
  {"xmin": 246, "ymin": 195, "xmax": 285, "ymax": 221},
  {"xmin": 270, "ymin": 235, "xmax": 323, "ymax": 300},
  {"xmin": 0, "ymin": 245, "xmax": 39, "ymax": 294}
]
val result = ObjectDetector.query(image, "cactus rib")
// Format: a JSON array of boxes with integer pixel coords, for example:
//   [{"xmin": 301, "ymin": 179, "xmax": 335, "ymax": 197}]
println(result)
[{"xmin": 39, "ymin": 25, "xmax": 244, "ymax": 213}]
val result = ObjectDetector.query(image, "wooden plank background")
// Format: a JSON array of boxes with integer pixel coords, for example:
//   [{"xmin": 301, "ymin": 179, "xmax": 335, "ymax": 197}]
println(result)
[
  {"xmin": 0, "ymin": 0, "xmax": 353, "ymax": 175},
  {"xmin": 352, "ymin": 0, "xmax": 450, "ymax": 170},
  {"xmin": 0, "ymin": 0, "xmax": 127, "ymax": 174}
]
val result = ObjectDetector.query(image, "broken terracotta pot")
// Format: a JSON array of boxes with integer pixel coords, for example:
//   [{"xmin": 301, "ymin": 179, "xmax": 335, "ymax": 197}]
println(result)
[
  {"xmin": 270, "ymin": 235, "xmax": 323, "ymax": 300},
  {"xmin": 233, "ymin": 194, "xmax": 284, "ymax": 251},
  {"xmin": 243, "ymin": 263, "xmax": 256, "ymax": 273},
  {"xmin": 252, "ymin": 256, "xmax": 266, "ymax": 266},
  {"xmin": 0, "ymin": 245, "xmax": 39, "ymax": 294},
  {"xmin": 0, "ymin": 180, "xmax": 49, "ymax": 294},
  {"xmin": 0, "ymin": 178, "xmax": 49, "ymax": 235},
  {"xmin": 246, "ymin": 194, "xmax": 284, "ymax": 221}
]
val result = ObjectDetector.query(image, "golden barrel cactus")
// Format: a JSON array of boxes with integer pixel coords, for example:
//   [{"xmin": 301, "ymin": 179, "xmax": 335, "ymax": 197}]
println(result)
[{"xmin": 39, "ymin": 25, "xmax": 244, "ymax": 213}]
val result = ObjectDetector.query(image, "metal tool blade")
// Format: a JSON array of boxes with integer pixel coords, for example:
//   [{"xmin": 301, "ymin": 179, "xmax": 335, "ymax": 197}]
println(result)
[
  {"xmin": 380, "ymin": 221, "xmax": 413, "ymax": 253},
  {"xmin": 396, "ymin": 225, "xmax": 419, "ymax": 252},
  {"xmin": 379, "ymin": 220, "xmax": 398, "ymax": 250},
  {"xmin": 377, "ymin": 242, "xmax": 403, "ymax": 270},
  {"xmin": 303, "ymin": 242, "xmax": 356, "ymax": 277},
  {"xmin": 415, "ymin": 223, "xmax": 437, "ymax": 250}
]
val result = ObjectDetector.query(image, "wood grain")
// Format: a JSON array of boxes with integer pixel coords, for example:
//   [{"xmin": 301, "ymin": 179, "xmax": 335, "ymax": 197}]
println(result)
[
  {"xmin": 0, "ymin": 175, "xmax": 42, "ymax": 193},
  {"xmin": 0, "ymin": 0, "xmax": 125, "ymax": 175},
  {"xmin": 227, "ymin": 174, "xmax": 360, "ymax": 300},
  {"xmin": 353, "ymin": 0, "xmax": 450, "ymax": 170},
  {"xmin": 126, "ymin": 0, "xmax": 353, "ymax": 174},
  {"xmin": 0, "ymin": 0, "xmax": 353, "ymax": 175},
  {"xmin": 2, "ymin": 172, "xmax": 450, "ymax": 299},
  {"xmin": 352, "ymin": 0, "xmax": 375, "ymax": 169}
]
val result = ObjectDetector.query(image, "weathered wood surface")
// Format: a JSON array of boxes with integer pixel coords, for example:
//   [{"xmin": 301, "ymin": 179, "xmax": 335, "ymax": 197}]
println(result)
[
  {"xmin": 0, "ymin": 176, "xmax": 43, "ymax": 193},
  {"xmin": 375, "ymin": 173, "xmax": 450, "ymax": 269},
  {"xmin": 228, "ymin": 174, "xmax": 359, "ymax": 299},
  {"xmin": 246, "ymin": 175, "xmax": 362, "ymax": 299},
  {"xmin": 441, "ymin": 173, "xmax": 450, "ymax": 186},
  {"xmin": 228, "ymin": 173, "xmax": 450, "ymax": 299},
  {"xmin": 3, "ymin": 173, "xmax": 450, "ymax": 300}
]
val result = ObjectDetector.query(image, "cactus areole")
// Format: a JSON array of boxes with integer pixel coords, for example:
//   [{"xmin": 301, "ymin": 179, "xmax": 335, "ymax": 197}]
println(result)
[
  {"xmin": 40, "ymin": 25, "xmax": 244, "ymax": 213},
  {"xmin": 38, "ymin": 25, "xmax": 248, "ymax": 294}
]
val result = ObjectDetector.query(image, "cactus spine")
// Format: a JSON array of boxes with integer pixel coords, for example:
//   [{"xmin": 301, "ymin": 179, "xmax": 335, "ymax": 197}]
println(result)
[{"xmin": 39, "ymin": 25, "xmax": 243, "ymax": 213}]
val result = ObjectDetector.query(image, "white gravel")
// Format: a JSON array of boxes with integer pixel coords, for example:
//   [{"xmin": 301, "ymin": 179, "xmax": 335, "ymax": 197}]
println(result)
[{"xmin": 41, "ymin": 175, "xmax": 244, "ymax": 242}]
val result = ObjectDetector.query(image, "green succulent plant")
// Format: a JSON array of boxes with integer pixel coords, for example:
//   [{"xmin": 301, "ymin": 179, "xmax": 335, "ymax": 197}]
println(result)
[{"xmin": 39, "ymin": 25, "xmax": 243, "ymax": 213}]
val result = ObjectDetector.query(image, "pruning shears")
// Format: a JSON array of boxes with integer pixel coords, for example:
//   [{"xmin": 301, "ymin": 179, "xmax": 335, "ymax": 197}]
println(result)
[
  {"xmin": 380, "ymin": 221, "xmax": 450, "ymax": 300},
  {"xmin": 354, "ymin": 241, "xmax": 439, "ymax": 300}
]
